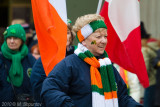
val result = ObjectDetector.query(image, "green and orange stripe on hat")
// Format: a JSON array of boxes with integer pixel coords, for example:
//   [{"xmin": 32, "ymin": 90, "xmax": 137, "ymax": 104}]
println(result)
[
  {"xmin": 76, "ymin": 20, "xmax": 107, "ymax": 43},
  {"xmin": 74, "ymin": 43, "xmax": 118, "ymax": 107}
]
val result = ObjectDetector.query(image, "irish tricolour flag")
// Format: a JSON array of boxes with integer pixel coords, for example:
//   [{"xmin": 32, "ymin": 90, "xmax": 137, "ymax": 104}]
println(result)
[
  {"xmin": 31, "ymin": 0, "xmax": 67, "ymax": 76},
  {"xmin": 100, "ymin": 0, "xmax": 149, "ymax": 88}
]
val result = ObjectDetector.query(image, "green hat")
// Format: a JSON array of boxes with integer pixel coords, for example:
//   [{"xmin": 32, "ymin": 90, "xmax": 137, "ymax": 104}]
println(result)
[{"xmin": 3, "ymin": 24, "xmax": 26, "ymax": 42}]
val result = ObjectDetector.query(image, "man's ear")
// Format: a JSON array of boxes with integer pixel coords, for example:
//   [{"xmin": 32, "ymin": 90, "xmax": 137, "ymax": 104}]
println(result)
[{"xmin": 82, "ymin": 40, "xmax": 86, "ymax": 46}]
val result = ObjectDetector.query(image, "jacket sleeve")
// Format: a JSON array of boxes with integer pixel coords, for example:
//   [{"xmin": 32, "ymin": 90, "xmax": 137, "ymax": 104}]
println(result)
[
  {"xmin": 27, "ymin": 53, "xmax": 36, "ymax": 65},
  {"xmin": 112, "ymin": 66, "xmax": 143, "ymax": 107},
  {"xmin": 152, "ymin": 49, "xmax": 160, "ymax": 68},
  {"xmin": 41, "ymin": 60, "xmax": 75, "ymax": 107},
  {"xmin": 30, "ymin": 57, "xmax": 46, "ymax": 103}
]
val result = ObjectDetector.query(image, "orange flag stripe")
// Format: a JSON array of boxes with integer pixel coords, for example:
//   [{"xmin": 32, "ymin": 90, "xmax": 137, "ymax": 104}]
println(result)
[{"xmin": 31, "ymin": 0, "xmax": 67, "ymax": 76}]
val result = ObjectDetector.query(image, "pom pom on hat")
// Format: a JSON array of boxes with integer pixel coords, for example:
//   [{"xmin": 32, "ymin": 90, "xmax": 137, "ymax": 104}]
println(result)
[{"xmin": 3, "ymin": 24, "xmax": 26, "ymax": 42}]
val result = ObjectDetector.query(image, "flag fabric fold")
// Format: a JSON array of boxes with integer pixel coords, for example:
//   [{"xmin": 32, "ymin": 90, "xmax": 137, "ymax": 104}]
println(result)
[
  {"xmin": 31, "ymin": 0, "xmax": 67, "ymax": 76},
  {"xmin": 100, "ymin": 0, "xmax": 149, "ymax": 88}
]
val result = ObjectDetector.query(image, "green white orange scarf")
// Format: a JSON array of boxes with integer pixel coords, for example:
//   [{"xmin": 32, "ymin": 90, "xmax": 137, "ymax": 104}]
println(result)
[{"xmin": 75, "ymin": 43, "xmax": 118, "ymax": 107}]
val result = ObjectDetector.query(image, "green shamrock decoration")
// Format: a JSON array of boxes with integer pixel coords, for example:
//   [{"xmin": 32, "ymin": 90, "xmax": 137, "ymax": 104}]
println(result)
[
  {"xmin": 10, "ymin": 29, "xmax": 16, "ymax": 34},
  {"xmin": 27, "ymin": 68, "xmax": 32, "ymax": 78},
  {"xmin": 91, "ymin": 40, "xmax": 96, "ymax": 45}
]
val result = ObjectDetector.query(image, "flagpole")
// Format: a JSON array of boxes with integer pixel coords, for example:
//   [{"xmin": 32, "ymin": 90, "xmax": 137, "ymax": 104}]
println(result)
[{"xmin": 96, "ymin": 0, "xmax": 103, "ymax": 14}]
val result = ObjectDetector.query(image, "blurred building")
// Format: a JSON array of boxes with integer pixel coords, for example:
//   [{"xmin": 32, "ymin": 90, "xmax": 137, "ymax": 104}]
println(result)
[
  {"xmin": 0, "ymin": 0, "xmax": 102, "ymax": 28},
  {"xmin": 0, "ymin": 0, "xmax": 32, "ymax": 27}
]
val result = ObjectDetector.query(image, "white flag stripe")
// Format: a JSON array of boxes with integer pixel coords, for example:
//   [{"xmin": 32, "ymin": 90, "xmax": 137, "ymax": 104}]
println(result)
[
  {"xmin": 108, "ymin": 0, "xmax": 140, "ymax": 42},
  {"xmin": 49, "ymin": 0, "xmax": 67, "ymax": 24},
  {"xmin": 106, "ymin": 0, "xmax": 112, "ymax": 2}
]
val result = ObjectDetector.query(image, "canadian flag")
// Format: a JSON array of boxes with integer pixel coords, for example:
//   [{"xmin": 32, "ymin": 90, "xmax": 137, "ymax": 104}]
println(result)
[
  {"xmin": 31, "ymin": 0, "xmax": 67, "ymax": 76},
  {"xmin": 100, "ymin": 0, "xmax": 149, "ymax": 88}
]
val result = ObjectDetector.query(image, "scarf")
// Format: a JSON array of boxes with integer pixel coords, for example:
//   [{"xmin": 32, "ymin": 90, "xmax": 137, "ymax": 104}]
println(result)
[
  {"xmin": 1, "ymin": 41, "xmax": 28, "ymax": 87},
  {"xmin": 74, "ymin": 43, "xmax": 118, "ymax": 107}
]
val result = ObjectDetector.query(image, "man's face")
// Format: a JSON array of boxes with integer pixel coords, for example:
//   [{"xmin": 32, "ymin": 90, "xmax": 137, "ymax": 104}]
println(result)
[
  {"xmin": 82, "ymin": 28, "xmax": 107, "ymax": 56},
  {"xmin": 7, "ymin": 37, "xmax": 22, "ymax": 51}
]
